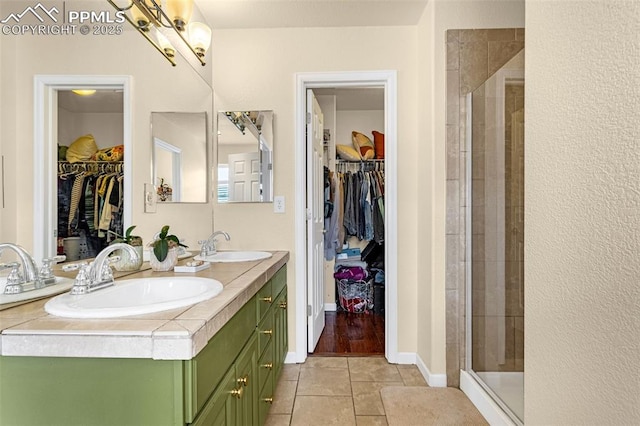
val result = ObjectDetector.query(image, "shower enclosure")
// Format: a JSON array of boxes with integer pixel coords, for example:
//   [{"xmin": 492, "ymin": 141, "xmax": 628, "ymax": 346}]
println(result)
[{"xmin": 465, "ymin": 51, "xmax": 525, "ymax": 424}]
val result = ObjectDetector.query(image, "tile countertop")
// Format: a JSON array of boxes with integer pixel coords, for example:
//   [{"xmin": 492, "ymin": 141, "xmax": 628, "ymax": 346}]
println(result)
[{"xmin": 0, "ymin": 251, "xmax": 289, "ymax": 361}]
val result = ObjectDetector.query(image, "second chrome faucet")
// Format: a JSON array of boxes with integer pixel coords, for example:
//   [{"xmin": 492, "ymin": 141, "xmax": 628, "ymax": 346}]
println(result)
[{"xmin": 198, "ymin": 231, "xmax": 231, "ymax": 257}]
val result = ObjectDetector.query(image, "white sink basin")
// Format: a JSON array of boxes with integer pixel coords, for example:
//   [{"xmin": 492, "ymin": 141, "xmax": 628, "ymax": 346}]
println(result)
[
  {"xmin": 1, "ymin": 276, "xmax": 75, "ymax": 306},
  {"xmin": 44, "ymin": 277, "xmax": 223, "ymax": 318},
  {"xmin": 194, "ymin": 251, "xmax": 272, "ymax": 263}
]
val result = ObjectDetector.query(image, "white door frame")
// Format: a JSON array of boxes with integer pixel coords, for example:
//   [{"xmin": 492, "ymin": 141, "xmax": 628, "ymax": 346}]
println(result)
[
  {"xmin": 33, "ymin": 75, "xmax": 133, "ymax": 261},
  {"xmin": 294, "ymin": 70, "xmax": 398, "ymax": 363}
]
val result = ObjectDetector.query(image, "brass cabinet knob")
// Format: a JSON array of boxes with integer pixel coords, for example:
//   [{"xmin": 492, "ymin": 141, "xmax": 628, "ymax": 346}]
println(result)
[
  {"xmin": 279, "ymin": 301, "xmax": 287, "ymax": 309},
  {"xmin": 237, "ymin": 375, "xmax": 248, "ymax": 387},
  {"xmin": 260, "ymin": 296, "xmax": 273, "ymax": 303},
  {"xmin": 260, "ymin": 362, "xmax": 273, "ymax": 370},
  {"xmin": 260, "ymin": 329, "xmax": 273, "ymax": 335},
  {"xmin": 262, "ymin": 397, "xmax": 273, "ymax": 404},
  {"xmin": 231, "ymin": 386, "xmax": 244, "ymax": 399}
]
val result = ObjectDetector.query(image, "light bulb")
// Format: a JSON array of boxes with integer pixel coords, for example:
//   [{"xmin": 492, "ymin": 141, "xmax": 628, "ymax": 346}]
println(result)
[
  {"xmin": 155, "ymin": 30, "xmax": 175, "ymax": 58},
  {"xmin": 72, "ymin": 89, "xmax": 97, "ymax": 96},
  {"xmin": 187, "ymin": 22, "xmax": 211, "ymax": 57},
  {"xmin": 130, "ymin": 2, "xmax": 149, "ymax": 30},
  {"xmin": 165, "ymin": 0, "xmax": 193, "ymax": 31}
]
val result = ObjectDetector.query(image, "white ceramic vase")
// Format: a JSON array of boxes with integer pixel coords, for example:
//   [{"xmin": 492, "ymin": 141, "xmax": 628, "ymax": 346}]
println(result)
[
  {"xmin": 149, "ymin": 246, "xmax": 178, "ymax": 272},
  {"xmin": 112, "ymin": 245, "xmax": 144, "ymax": 272}
]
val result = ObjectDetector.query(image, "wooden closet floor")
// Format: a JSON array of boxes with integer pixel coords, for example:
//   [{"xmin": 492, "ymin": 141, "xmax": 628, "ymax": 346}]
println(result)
[{"xmin": 311, "ymin": 311, "xmax": 385, "ymax": 356}]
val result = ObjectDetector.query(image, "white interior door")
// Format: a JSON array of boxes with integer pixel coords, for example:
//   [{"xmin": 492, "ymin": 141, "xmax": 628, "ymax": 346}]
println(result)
[
  {"xmin": 307, "ymin": 89, "xmax": 325, "ymax": 352},
  {"xmin": 228, "ymin": 152, "xmax": 260, "ymax": 202}
]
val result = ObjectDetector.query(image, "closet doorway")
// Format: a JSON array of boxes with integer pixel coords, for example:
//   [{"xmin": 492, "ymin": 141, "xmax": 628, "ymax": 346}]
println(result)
[
  {"xmin": 294, "ymin": 71, "xmax": 398, "ymax": 363},
  {"xmin": 33, "ymin": 76, "xmax": 132, "ymax": 262}
]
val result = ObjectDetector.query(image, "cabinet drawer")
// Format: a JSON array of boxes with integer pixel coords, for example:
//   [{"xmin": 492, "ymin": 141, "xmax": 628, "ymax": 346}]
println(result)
[
  {"xmin": 257, "ymin": 341, "xmax": 274, "ymax": 394},
  {"xmin": 257, "ymin": 310, "xmax": 274, "ymax": 357},
  {"xmin": 256, "ymin": 280, "xmax": 273, "ymax": 322}
]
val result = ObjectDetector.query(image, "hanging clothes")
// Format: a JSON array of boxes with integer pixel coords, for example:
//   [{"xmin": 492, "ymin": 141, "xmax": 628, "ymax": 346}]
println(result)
[
  {"xmin": 57, "ymin": 161, "xmax": 124, "ymax": 259},
  {"xmin": 324, "ymin": 170, "xmax": 342, "ymax": 260},
  {"xmin": 333, "ymin": 161, "xmax": 385, "ymax": 250}
]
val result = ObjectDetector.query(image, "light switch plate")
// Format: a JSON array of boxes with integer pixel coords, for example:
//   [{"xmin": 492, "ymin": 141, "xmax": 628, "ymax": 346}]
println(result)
[
  {"xmin": 274, "ymin": 195, "xmax": 285, "ymax": 213},
  {"xmin": 144, "ymin": 183, "xmax": 156, "ymax": 213}
]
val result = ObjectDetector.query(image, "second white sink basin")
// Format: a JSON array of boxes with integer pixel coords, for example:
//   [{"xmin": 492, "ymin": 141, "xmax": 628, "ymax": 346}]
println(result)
[
  {"xmin": 194, "ymin": 251, "xmax": 273, "ymax": 263},
  {"xmin": 44, "ymin": 277, "xmax": 223, "ymax": 318}
]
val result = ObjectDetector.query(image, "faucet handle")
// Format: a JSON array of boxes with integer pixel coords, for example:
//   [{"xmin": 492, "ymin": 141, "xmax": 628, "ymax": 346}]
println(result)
[
  {"xmin": 39, "ymin": 255, "xmax": 66, "ymax": 280},
  {"xmin": 3, "ymin": 262, "xmax": 24, "ymax": 294},
  {"xmin": 70, "ymin": 265, "xmax": 91, "ymax": 295},
  {"xmin": 6, "ymin": 263, "xmax": 23, "ymax": 284},
  {"xmin": 0, "ymin": 261, "xmax": 20, "ymax": 272},
  {"xmin": 198, "ymin": 240, "xmax": 211, "ymax": 256}
]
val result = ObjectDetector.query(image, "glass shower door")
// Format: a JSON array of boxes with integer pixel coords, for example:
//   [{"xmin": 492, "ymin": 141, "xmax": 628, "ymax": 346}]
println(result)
[{"xmin": 467, "ymin": 54, "xmax": 525, "ymax": 424}]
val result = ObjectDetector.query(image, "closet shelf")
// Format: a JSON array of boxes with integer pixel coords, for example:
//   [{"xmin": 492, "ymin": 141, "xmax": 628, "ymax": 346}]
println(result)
[{"xmin": 58, "ymin": 160, "xmax": 123, "ymax": 174}]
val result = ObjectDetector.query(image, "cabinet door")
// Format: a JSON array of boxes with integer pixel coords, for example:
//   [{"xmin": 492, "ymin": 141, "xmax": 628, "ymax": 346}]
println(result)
[
  {"xmin": 235, "ymin": 334, "xmax": 258, "ymax": 426},
  {"xmin": 191, "ymin": 367, "xmax": 236, "ymax": 426},
  {"xmin": 274, "ymin": 287, "xmax": 288, "ymax": 378}
]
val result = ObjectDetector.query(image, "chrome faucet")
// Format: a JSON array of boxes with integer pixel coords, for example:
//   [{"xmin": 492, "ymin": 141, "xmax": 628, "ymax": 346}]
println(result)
[
  {"xmin": 70, "ymin": 243, "xmax": 139, "ymax": 295},
  {"xmin": 0, "ymin": 244, "xmax": 39, "ymax": 291},
  {"xmin": 198, "ymin": 231, "xmax": 230, "ymax": 257}
]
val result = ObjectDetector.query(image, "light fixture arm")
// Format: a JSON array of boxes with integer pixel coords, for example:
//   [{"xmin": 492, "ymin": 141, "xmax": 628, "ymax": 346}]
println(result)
[{"xmin": 107, "ymin": 0, "xmax": 207, "ymax": 67}]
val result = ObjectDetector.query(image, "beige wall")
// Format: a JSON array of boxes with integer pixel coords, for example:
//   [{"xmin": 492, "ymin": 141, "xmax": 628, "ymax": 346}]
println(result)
[
  {"xmin": 212, "ymin": 25, "xmax": 420, "ymax": 358},
  {"xmin": 0, "ymin": 35, "xmax": 17, "ymax": 244},
  {"xmin": 417, "ymin": 0, "xmax": 525, "ymax": 381},
  {"xmin": 525, "ymin": 0, "xmax": 640, "ymax": 423},
  {"xmin": 0, "ymin": 30, "xmax": 214, "ymax": 252}
]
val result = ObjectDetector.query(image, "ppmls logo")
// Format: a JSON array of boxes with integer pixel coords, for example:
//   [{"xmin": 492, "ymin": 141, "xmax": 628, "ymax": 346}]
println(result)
[
  {"xmin": 1, "ymin": 2, "xmax": 125, "ymax": 36},
  {"xmin": 1, "ymin": 2, "xmax": 59, "ymax": 24}
]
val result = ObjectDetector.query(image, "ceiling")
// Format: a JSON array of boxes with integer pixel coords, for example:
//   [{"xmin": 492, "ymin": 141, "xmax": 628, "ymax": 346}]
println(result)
[
  {"xmin": 197, "ymin": 0, "xmax": 429, "ymax": 30},
  {"xmin": 57, "ymin": 90, "xmax": 123, "ymax": 114},
  {"xmin": 314, "ymin": 88, "xmax": 384, "ymax": 110}
]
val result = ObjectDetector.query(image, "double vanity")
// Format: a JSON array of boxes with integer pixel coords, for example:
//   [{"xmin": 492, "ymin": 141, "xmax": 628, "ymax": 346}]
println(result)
[{"xmin": 0, "ymin": 250, "xmax": 289, "ymax": 425}]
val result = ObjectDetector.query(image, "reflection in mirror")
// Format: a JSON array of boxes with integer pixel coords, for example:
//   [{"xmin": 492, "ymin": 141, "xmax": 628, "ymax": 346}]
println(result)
[
  {"xmin": 217, "ymin": 111, "xmax": 274, "ymax": 203},
  {"xmin": 151, "ymin": 112, "xmax": 208, "ymax": 203}
]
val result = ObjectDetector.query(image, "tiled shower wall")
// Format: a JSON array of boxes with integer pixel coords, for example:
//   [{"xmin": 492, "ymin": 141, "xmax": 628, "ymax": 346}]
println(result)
[{"xmin": 445, "ymin": 28, "xmax": 524, "ymax": 387}]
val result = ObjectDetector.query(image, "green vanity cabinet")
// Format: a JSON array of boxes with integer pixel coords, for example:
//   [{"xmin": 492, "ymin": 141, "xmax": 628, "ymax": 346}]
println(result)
[{"xmin": 0, "ymin": 265, "xmax": 288, "ymax": 426}]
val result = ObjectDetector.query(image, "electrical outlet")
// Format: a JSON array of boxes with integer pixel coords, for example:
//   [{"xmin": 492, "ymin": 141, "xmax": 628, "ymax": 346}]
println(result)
[
  {"xmin": 274, "ymin": 196, "xmax": 285, "ymax": 213},
  {"xmin": 144, "ymin": 183, "xmax": 156, "ymax": 213}
]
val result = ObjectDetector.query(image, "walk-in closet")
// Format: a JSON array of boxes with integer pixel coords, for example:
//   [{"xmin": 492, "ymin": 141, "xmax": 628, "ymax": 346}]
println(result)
[
  {"xmin": 311, "ymin": 87, "xmax": 386, "ymax": 356},
  {"xmin": 56, "ymin": 90, "xmax": 125, "ymax": 262}
]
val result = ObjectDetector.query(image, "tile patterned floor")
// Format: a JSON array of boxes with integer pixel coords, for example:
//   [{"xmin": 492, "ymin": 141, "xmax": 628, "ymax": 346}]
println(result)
[{"xmin": 265, "ymin": 356, "xmax": 483, "ymax": 426}]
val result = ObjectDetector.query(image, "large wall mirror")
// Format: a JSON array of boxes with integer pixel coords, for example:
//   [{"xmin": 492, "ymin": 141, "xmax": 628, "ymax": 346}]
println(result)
[
  {"xmin": 217, "ymin": 111, "xmax": 274, "ymax": 203},
  {"xmin": 152, "ymin": 112, "xmax": 208, "ymax": 203},
  {"xmin": 27, "ymin": 5, "xmax": 213, "ymax": 263}
]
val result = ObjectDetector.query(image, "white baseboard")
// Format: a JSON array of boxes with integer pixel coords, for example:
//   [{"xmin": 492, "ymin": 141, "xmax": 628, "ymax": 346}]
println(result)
[
  {"xmin": 324, "ymin": 303, "xmax": 337, "ymax": 312},
  {"xmin": 284, "ymin": 352, "xmax": 298, "ymax": 364},
  {"xmin": 395, "ymin": 352, "xmax": 416, "ymax": 364},
  {"xmin": 415, "ymin": 353, "xmax": 447, "ymax": 388},
  {"xmin": 393, "ymin": 352, "xmax": 447, "ymax": 388},
  {"xmin": 460, "ymin": 370, "xmax": 518, "ymax": 426}
]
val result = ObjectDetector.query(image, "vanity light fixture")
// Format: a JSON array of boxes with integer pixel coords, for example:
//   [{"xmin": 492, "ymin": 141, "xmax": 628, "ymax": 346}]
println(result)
[
  {"xmin": 107, "ymin": 0, "xmax": 211, "ymax": 67},
  {"xmin": 71, "ymin": 89, "xmax": 97, "ymax": 96}
]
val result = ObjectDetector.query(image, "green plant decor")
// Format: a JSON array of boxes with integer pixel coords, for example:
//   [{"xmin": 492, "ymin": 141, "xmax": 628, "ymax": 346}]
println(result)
[
  {"xmin": 151, "ymin": 225, "xmax": 187, "ymax": 262},
  {"xmin": 110, "ymin": 225, "xmax": 143, "ymax": 246}
]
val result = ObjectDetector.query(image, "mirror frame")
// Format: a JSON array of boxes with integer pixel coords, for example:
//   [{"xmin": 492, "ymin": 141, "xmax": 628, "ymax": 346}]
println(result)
[{"xmin": 33, "ymin": 75, "xmax": 133, "ymax": 262}]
